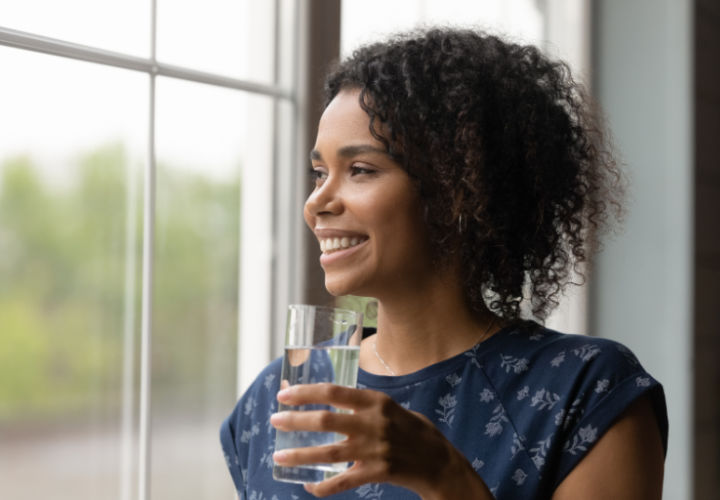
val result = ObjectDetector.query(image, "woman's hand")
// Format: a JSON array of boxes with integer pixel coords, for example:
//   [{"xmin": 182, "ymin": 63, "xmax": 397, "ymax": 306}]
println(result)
[{"xmin": 270, "ymin": 383, "xmax": 494, "ymax": 499}]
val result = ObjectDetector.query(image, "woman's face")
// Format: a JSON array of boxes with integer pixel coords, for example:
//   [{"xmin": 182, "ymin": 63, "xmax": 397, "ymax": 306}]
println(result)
[{"xmin": 304, "ymin": 89, "xmax": 433, "ymax": 298}]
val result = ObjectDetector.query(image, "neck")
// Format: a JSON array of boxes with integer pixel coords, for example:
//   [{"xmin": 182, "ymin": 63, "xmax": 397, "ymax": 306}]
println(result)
[{"xmin": 363, "ymin": 269, "xmax": 499, "ymax": 375}]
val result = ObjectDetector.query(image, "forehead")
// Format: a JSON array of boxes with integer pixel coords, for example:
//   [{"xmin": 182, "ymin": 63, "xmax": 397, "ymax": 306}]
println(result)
[{"xmin": 315, "ymin": 89, "xmax": 381, "ymax": 148}]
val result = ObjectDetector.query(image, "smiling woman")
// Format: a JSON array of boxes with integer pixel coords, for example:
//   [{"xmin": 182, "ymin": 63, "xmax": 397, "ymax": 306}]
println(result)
[{"xmin": 220, "ymin": 28, "xmax": 668, "ymax": 500}]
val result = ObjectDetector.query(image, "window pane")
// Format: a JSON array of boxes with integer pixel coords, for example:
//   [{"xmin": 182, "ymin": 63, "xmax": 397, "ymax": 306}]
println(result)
[
  {"xmin": 152, "ymin": 77, "xmax": 274, "ymax": 499},
  {"xmin": 0, "ymin": 0, "xmax": 150, "ymax": 57},
  {"xmin": 341, "ymin": 0, "xmax": 544, "ymax": 55},
  {"xmin": 0, "ymin": 47, "xmax": 147, "ymax": 500},
  {"xmin": 156, "ymin": 0, "xmax": 276, "ymax": 83}
]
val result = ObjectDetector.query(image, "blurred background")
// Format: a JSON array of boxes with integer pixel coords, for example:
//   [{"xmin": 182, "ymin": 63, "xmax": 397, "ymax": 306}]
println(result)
[{"xmin": 0, "ymin": 1, "xmax": 716, "ymax": 499}]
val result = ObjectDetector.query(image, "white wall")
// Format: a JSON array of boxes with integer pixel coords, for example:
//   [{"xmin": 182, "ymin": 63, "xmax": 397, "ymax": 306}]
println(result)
[{"xmin": 591, "ymin": 1, "xmax": 693, "ymax": 498}]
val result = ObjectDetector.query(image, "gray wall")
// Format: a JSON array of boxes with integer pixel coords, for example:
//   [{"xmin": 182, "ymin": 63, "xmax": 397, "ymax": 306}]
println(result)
[{"xmin": 591, "ymin": 1, "xmax": 693, "ymax": 499}]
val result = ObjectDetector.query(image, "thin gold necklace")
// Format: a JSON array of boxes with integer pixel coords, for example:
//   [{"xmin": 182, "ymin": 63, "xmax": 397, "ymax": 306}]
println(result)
[{"xmin": 372, "ymin": 318, "xmax": 496, "ymax": 376}]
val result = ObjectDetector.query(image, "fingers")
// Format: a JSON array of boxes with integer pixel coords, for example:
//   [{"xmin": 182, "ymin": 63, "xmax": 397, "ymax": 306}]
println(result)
[
  {"xmin": 277, "ymin": 383, "xmax": 381, "ymax": 410},
  {"xmin": 270, "ymin": 409, "xmax": 357, "ymax": 434},
  {"xmin": 303, "ymin": 462, "xmax": 387, "ymax": 498},
  {"xmin": 273, "ymin": 440, "xmax": 356, "ymax": 468}
]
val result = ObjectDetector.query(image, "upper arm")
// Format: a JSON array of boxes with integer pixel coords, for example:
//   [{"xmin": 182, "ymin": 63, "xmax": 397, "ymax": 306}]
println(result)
[{"xmin": 552, "ymin": 395, "xmax": 664, "ymax": 500}]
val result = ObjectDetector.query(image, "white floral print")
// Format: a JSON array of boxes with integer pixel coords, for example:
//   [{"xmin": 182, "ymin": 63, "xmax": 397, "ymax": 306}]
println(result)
[
  {"xmin": 554, "ymin": 397, "xmax": 583, "ymax": 430},
  {"xmin": 259, "ymin": 442, "xmax": 275, "ymax": 469},
  {"xmin": 479, "ymin": 388, "xmax": 495, "ymax": 402},
  {"xmin": 500, "ymin": 354, "xmax": 529, "ymax": 373},
  {"xmin": 564, "ymin": 424, "xmax": 598, "ymax": 455},
  {"xmin": 517, "ymin": 385, "xmax": 530, "ymax": 400},
  {"xmin": 464, "ymin": 344, "xmax": 483, "ymax": 368},
  {"xmin": 512, "ymin": 468, "xmax": 528, "ymax": 485},
  {"xmin": 511, "ymin": 432, "xmax": 526, "ymax": 458},
  {"xmin": 573, "ymin": 344, "xmax": 601, "ymax": 362},
  {"xmin": 356, "ymin": 483, "xmax": 384, "ymax": 498},
  {"xmin": 244, "ymin": 396, "xmax": 257, "ymax": 416},
  {"xmin": 530, "ymin": 389, "xmax": 561, "ymax": 411},
  {"xmin": 240, "ymin": 423, "xmax": 260, "ymax": 443},
  {"xmin": 529, "ymin": 435, "xmax": 552, "ymax": 470},
  {"xmin": 485, "ymin": 404, "xmax": 509, "ymax": 437},
  {"xmin": 266, "ymin": 400, "xmax": 276, "ymax": 434},
  {"xmin": 550, "ymin": 350, "xmax": 566, "ymax": 367},
  {"xmin": 595, "ymin": 379, "xmax": 610, "ymax": 393},
  {"xmin": 435, "ymin": 393, "xmax": 457, "ymax": 427},
  {"xmin": 446, "ymin": 373, "xmax": 462, "ymax": 387},
  {"xmin": 636, "ymin": 376, "xmax": 651, "ymax": 387}
]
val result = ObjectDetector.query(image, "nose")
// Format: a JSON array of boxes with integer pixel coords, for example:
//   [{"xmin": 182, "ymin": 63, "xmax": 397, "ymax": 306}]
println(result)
[{"xmin": 304, "ymin": 176, "xmax": 343, "ymax": 219}]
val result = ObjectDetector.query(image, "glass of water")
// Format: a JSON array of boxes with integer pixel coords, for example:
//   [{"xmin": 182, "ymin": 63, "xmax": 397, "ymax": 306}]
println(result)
[{"xmin": 272, "ymin": 304, "xmax": 363, "ymax": 484}]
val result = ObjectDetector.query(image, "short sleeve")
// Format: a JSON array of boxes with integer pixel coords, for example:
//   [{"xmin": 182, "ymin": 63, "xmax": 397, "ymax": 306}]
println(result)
[
  {"xmin": 218, "ymin": 356, "xmax": 284, "ymax": 499},
  {"xmin": 549, "ymin": 339, "xmax": 668, "ymax": 489},
  {"xmin": 220, "ymin": 405, "xmax": 246, "ymax": 498}
]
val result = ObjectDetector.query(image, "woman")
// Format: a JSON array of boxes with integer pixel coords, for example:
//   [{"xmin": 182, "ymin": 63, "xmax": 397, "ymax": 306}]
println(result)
[{"xmin": 221, "ymin": 28, "xmax": 667, "ymax": 499}]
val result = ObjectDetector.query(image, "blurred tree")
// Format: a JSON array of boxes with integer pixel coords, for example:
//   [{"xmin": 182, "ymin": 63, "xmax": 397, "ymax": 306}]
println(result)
[{"xmin": 0, "ymin": 144, "xmax": 239, "ymax": 423}]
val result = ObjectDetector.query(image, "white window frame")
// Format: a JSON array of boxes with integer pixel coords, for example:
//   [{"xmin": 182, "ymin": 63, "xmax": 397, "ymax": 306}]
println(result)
[{"xmin": 0, "ymin": 0, "xmax": 305, "ymax": 497}]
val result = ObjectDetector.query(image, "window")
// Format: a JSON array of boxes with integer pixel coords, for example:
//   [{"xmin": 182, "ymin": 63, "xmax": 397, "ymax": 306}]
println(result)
[{"xmin": 0, "ymin": 1, "xmax": 298, "ymax": 498}]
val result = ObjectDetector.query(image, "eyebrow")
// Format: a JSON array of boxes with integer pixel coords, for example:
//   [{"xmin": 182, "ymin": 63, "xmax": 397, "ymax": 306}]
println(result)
[{"xmin": 310, "ymin": 144, "xmax": 389, "ymax": 162}]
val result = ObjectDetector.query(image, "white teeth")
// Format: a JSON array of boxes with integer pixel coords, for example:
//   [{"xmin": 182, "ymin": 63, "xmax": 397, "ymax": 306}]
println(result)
[{"xmin": 319, "ymin": 236, "xmax": 365, "ymax": 254}]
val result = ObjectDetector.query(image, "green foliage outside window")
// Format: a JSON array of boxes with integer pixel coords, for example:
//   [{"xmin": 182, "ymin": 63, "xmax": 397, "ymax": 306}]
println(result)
[{"xmin": 0, "ymin": 144, "xmax": 238, "ymax": 423}]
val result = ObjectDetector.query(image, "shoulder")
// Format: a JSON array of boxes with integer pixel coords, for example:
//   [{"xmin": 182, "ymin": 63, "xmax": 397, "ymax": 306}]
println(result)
[
  {"xmin": 485, "ymin": 325, "xmax": 664, "ymax": 418},
  {"xmin": 482, "ymin": 324, "xmax": 667, "ymax": 490},
  {"xmin": 485, "ymin": 324, "xmax": 647, "ymax": 384}
]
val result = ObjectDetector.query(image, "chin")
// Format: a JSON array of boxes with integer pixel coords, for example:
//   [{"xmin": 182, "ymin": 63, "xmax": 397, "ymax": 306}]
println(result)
[
  {"xmin": 324, "ymin": 280, "xmax": 349, "ymax": 297},
  {"xmin": 324, "ymin": 275, "xmax": 364, "ymax": 298}
]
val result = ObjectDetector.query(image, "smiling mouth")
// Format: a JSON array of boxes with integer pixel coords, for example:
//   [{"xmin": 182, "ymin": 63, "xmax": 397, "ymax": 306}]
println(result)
[{"xmin": 320, "ymin": 237, "xmax": 368, "ymax": 254}]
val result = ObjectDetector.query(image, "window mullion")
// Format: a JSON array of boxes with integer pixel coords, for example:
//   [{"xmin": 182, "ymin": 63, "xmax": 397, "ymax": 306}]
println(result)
[
  {"xmin": 0, "ymin": 26, "xmax": 292, "ymax": 100},
  {"xmin": 137, "ymin": 1, "xmax": 158, "ymax": 499}
]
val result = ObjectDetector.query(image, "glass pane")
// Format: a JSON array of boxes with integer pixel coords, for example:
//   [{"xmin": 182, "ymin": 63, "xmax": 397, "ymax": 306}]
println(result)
[
  {"xmin": 0, "ymin": 0, "xmax": 150, "ymax": 57},
  {"xmin": 156, "ymin": 0, "xmax": 276, "ymax": 83},
  {"xmin": 0, "ymin": 46, "xmax": 147, "ymax": 500},
  {"xmin": 152, "ymin": 77, "xmax": 274, "ymax": 499},
  {"xmin": 341, "ymin": 0, "xmax": 544, "ymax": 56}
]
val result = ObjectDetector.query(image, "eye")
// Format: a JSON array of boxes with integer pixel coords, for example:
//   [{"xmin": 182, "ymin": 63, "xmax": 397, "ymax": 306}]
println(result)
[
  {"xmin": 309, "ymin": 166, "xmax": 327, "ymax": 185},
  {"xmin": 350, "ymin": 164, "xmax": 376, "ymax": 176}
]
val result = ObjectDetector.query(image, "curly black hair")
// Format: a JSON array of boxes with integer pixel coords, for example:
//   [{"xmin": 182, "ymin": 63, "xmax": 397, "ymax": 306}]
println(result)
[{"xmin": 323, "ymin": 28, "xmax": 623, "ymax": 321}]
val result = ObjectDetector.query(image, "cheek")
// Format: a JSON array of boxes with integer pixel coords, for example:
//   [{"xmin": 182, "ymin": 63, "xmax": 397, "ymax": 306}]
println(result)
[{"xmin": 303, "ymin": 203, "xmax": 314, "ymax": 229}]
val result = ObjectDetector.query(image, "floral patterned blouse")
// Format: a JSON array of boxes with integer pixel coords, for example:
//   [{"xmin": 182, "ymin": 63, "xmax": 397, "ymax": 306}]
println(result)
[{"xmin": 220, "ymin": 324, "xmax": 668, "ymax": 500}]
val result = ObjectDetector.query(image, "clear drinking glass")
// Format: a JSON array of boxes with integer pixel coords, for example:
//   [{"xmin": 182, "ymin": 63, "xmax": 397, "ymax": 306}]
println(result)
[{"xmin": 272, "ymin": 305, "xmax": 363, "ymax": 484}]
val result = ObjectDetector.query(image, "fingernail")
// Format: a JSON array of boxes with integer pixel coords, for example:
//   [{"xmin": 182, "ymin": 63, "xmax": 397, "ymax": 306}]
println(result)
[
  {"xmin": 277, "ymin": 387, "xmax": 294, "ymax": 401},
  {"xmin": 273, "ymin": 450, "xmax": 288, "ymax": 463},
  {"xmin": 270, "ymin": 412, "xmax": 288, "ymax": 427}
]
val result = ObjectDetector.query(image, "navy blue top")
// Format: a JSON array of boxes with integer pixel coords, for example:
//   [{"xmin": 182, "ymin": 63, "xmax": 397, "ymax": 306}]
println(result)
[{"xmin": 220, "ymin": 324, "xmax": 668, "ymax": 500}]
